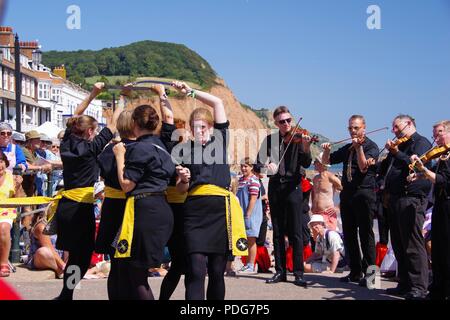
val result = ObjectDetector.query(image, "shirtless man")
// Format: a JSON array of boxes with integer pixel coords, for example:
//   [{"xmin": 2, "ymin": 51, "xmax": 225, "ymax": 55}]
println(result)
[{"xmin": 311, "ymin": 152, "xmax": 342, "ymax": 231}]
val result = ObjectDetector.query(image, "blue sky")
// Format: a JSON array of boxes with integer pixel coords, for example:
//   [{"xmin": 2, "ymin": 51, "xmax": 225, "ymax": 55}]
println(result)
[{"xmin": 4, "ymin": 0, "xmax": 450, "ymax": 146}]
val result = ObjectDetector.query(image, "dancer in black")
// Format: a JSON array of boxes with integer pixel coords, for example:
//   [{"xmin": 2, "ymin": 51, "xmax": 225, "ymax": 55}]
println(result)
[
  {"xmin": 96, "ymin": 89, "xmax": 135, "ymax": 299},
  {"xmin": 55, "ymin": 82, "xmax": 124, "ymax": 300},
  {"xmin": 155, "ymin": 83, "xmax": 189, "ymax": 300},
  {"xmin": 113, "ymin": 103, "xmax": 175, "ymax": 300},
  {"xmin": 174, "ymin": 81, "xmax": 246, "ymax": 300}
]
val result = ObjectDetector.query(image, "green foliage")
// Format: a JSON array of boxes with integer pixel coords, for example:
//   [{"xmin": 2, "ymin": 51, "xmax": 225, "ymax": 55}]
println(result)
[{"xmin": 43, "ymin": 40, "xmax": 217, "ymax": 89}]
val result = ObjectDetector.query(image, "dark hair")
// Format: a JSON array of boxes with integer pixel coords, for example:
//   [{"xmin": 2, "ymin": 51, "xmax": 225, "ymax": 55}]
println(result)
[
  {"xmin": 0, "ymin": 150, "xmax": 9, "ymax": 168},
  {"xmin": 66, "ymin": 115, "xmax": 98, "ymax": 136},
  {"xmin": 273, "ymin": 106, "xmax": 290, "ymax": 119},
  {"xmin": 349, "ymin": 115, "xmax": 366, "ymax": 125},
  {"xmin": 132, "ymin": 105, "xmax": 160, "ymax": 131}
]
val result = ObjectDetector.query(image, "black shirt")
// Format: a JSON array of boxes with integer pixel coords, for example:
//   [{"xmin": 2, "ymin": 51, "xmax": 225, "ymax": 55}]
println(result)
[
  {"xmin": 257, "ymin": 132, "xmax": 312, "ymax": 183},
  {"xmin": 330, "ymin": 137, "xmax": 379, "ymax": 190},
  {"xmin": 61, "ymin": 127, "xmax": 113, "ymax": 190},
  {"xmin": 98, "ymin": 139, "xmax": 134, "ymax": 190},
  {"xmin": 124, "ymin": 134, "xmax": 175, "ymax": 196},
  {"xmin": 434, "ymin": 155, "xmax": 450, "ymax": 200},
  {"xmin": 160, "ymin": 122, "xmax": 179, "ymax": 187},
  {"xmin": 381, "ymin": 132, "xmax": 432, "ymax": 197},
  {"xmin": 177, "ymin": 121, "xmax": 231, "ymax": 191}
]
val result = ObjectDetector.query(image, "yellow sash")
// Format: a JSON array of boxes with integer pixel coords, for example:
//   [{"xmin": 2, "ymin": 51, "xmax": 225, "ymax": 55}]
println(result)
[
  {"xmin": 166, "ymin": 186, "xmax": 187, "ymax": 204},
  {"xmin": 0, "ymin": 187, "xmax": 94, "ymax": 221},
  {"xmin": 104, "ymin": 186, "xmax": 126, "ymax": 199},
  {"xmin": 188, "ymin": 184, "xmax": 248, "ymax": 256},
  {"xmin": 114, "ymin": 196, "xmax": 135, "ymax": 258}
]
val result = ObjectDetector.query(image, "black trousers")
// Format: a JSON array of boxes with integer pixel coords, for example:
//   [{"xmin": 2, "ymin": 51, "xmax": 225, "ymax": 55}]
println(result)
[
  {"xmin": 340, "ymin": 188, "xmax": 376, "ymax": 276},
  {"xmin": 268, "ymin": 180, "xmax": 304, "ymax": 276},
  {"xmin": 377, "ymin": 192, "xmax": 390, "ymax": 245},
  {"xmin": 430, "ymin": 198, "xmax": 450, "ymax": 299},
  {"xmin": 388, "ymin": 195, "xmax": 429, "ymax": 292}
]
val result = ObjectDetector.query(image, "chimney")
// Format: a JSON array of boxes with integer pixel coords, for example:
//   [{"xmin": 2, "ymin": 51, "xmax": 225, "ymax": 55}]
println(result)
[
  {"xmin": 53, "ymin": 65, "xmax": 67, "ymax": 79},
  {"xmin": 19, "ymin": 41, "xmax": 39, "ymax": 60},
  {"xmin": 0, "ymin": 26, "xmax": 14, "ymax": 47}
]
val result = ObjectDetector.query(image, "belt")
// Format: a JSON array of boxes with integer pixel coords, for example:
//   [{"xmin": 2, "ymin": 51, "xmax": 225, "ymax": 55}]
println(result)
[
  {"xmin": 272, "ymin": 176, "xmax": 298, "ymax": 184},
  {"xmin": 134, "ymin": 192, "xmax": 165, "ymax": 200}
]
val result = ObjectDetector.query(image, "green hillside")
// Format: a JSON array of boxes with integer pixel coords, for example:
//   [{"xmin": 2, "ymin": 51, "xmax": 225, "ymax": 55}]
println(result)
[{"xmin": 42, "ymin": 40, "xmax": 217, "ymax": 90}]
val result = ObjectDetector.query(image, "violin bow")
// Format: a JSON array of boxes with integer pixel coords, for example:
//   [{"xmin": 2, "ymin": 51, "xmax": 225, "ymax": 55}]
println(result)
[
  {"xmin": 276, "ymin": 117, "xmax": 303, "ymax": 172},
  {"xmin": 105, "ymin": 80, "xmax": 174, "ymax": 91},
  {"xmin": 330, "ymin": 127, "xmax": 389, "ymax": 146}
]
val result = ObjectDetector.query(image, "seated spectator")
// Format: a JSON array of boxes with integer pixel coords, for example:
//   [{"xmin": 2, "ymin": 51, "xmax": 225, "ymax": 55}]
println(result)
[
  {"xmin": 11, "ymin": 132, "xmax": 25, "ymax": 147},
  {"xmin": 304, "ymin": 215, "xmax": 346, "ymax": 274},
  {"xmin": 0, "ymin": 151, "xmax": 24, "ymax": 277},
  {"xmin": 0, "ymin": 122, "xmax": 27, "ymax": 173},
  {"xmin": 27, "ymin": 208, "xmax": 66, "ymax": 278}
]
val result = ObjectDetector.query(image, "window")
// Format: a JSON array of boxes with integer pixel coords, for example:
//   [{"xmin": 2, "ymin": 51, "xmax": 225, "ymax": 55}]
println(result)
[
  {"xmin": 9, "ymin": 72, "xmax": 14, "ymax": 92},
  {"xmin": 2, "ymin": 70, "xmax": 6, "ymax": 90}
]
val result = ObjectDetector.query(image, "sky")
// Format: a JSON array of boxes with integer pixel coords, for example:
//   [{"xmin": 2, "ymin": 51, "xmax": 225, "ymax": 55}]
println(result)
[{"xmin": 3, "ymin": 0, "xmax": 450, "ymax": 146}]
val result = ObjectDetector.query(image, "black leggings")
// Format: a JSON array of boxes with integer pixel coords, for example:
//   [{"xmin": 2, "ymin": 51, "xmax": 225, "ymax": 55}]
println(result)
[
  {"xmin": 114, "ymin": 260, "xmax": 155, "ymax": 300},
  {"xmin": 107, "ymin": 257, "xmax": 136, "ymax": 300},
  {"xmin": 185, "ymin": 253, "xmax": 227, "ymax": 300},
  {"xmin": 159, "ymin": 255, "xmax": 186, "ymax": 300},
  {"xmin": 57, "ymin": 247, "xmax": 92, "ymax": 300}
]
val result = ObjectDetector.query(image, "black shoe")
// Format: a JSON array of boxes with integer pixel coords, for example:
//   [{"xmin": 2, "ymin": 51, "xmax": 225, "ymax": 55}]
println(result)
[
  {"xmin": 265, "ymin": 272, "xmax": 287, "ymax": 284},
  {"xmin": 293, "ymin": 275, "xmax": 307, "ymax": 288},
  {"xmin": 385, "ymin": 286, "xmax": 409, "ymax": 296},
  {"xmin": 358, "ymin": 277, "xmax": 368, "ymax": 287},
  {"xmin": 340, "ymin": 273, "xmax": 363, "ymax": 283},
  {"xmin": 404, "ymin": 290, "xmax": 427, "ymax": 300}
]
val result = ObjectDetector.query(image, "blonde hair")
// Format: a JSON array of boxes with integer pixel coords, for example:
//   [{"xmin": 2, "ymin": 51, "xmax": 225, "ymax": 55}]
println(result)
[
  {"xmin": 116, "ymin": 110, "xmax": 134, "ymax": 139},
  {"xmin": 189, "ymin": 108, "xmax": 213, "ymax": 128},
  {"xmin": 433, "ymin": 120, "xmax": 450, "ymax": 132}
]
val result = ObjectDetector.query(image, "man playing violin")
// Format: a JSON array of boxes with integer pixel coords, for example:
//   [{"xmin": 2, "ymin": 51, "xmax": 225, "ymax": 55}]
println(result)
[
  {"xmin": 380, "ymin": 114, "xmax": 432, "ymax": 300},
  {"xmin": 257, "ymin": 106, "xmax": 312, "ymax": 287},
  {"xmin": 409, "ymin": 120, "xmax": 450, "ymax": 300},
  {"xmin": 321, "ymin": 115, "xmax": 379, "ymax": 286}
]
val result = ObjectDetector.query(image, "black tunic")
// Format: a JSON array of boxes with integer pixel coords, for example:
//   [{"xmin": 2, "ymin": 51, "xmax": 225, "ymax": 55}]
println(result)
[
  {"xmin": 330, "ymin": 137, "xmax": 379, "ymax": 190},
  {"xmin": 380, "ymin": 132, "xmax": 432, "ymax": 197},
  {"xmin": 124, "ymin": 134, "xmax": 175, "ymax": 268},
  {"xmin": 56, "ymin": 127, "xmax": 113, "ymax": 251},
  {"xmin": 430, "ymin": 154, "xmax": 450, "ymax": 298},
  {"xmin": 95, "ymin": 139, "xmax": 134, "ymax": 254},
  {"xmin": 177, "ymin": 121, "xmax": 231, "ymax": 255}
]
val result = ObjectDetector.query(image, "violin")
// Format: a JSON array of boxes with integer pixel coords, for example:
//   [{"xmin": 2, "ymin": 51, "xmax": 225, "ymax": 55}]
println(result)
[
  {"xmin": 283, "ymin": 127, "xmax": 320, "ymax": 145},
  {"xmin": 409, "ymin": 143, "xmax": 450, "ymax": 171},
  {"xmin": 392, "ymin": 136, "xmax": 410, "ymax": 147}
]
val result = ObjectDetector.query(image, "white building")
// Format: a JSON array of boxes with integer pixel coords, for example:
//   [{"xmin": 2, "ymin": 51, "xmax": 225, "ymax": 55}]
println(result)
[
  {"xmin": 0, "ymin": 26, "xmax": 106, "ymax": 134},
  {"xmin": 35, "ymin": 67, "xmax": 105, "ymax": 131}
]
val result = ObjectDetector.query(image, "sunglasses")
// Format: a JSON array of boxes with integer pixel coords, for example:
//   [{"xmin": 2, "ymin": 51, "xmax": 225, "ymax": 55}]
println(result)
[
  {"xmin": 52, "ymin": 145, "xmax": 60, "ymax": 148},
  {"xmin": 0, "ymin": 131, "xmax": 12, "ymax": 137},
  {"xmin": 277, "ymin": 118, "xmax": 292, "ymax": 125}
]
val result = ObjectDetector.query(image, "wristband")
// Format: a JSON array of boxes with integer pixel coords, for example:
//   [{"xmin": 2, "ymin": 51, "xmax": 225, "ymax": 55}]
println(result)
[{"xmin": 187, "ymin": 89, "xmax": 196, "ymax": 98}]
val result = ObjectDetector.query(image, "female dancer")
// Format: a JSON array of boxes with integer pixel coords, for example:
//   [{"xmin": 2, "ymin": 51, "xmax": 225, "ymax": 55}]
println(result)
[
  {"xmin": 174, "ymin": 81, "xmax": 247, "ymax": 300},
  {"xmin": 96, "ymin": 90, "xmax": 135, "ymax": 299},
  {"xmin": 113, "ymin": 102, "xmax": 175, "ymax": 300},
  {"xmin": 55, "ymin": 82, "xmax": 123, "ymax": 300}
]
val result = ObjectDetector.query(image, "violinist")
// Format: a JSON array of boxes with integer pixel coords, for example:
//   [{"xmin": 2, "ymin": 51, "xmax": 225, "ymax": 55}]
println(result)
[
  {"xmin": 380, "ymin": 114, "xmax": 432, "ymax": 300},
  {"xmin": 321, "ymin": 115, "xmax": 379, "ymax": 286},
  {"xmin": 256, "ymin": 106, "xmax": 312, "ymax": 287},
  {"xmin": 409, "ymin": 120, "xmax": 450, "ymax": 300}
]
